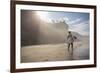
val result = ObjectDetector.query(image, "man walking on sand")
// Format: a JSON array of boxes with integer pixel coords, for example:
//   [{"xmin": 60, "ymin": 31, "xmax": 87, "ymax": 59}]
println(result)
[{"xmin": 67, "ymin": 31, "xmax": 76, "ymax": 53}]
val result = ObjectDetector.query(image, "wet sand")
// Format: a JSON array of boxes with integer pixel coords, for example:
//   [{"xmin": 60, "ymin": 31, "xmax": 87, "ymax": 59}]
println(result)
[{"xmin": 21, "ymin": 42, "xmax": 89, "ymax": 63}]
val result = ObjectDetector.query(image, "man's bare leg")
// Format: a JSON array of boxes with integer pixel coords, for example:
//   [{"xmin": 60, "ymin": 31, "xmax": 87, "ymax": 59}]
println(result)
[
  {"xmin": 68, "ymin": 44, "xmax": 70, "ymax": 51},
  {"xmin": 71, "ymin": 43, "xmax": 73, "ymax": 55}
]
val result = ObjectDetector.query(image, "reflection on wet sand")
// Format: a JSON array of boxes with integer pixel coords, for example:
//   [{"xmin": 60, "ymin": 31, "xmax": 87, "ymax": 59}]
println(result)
[{"xmin": 21, "ymin": 42, "xmax": 89, "ymax": 63}]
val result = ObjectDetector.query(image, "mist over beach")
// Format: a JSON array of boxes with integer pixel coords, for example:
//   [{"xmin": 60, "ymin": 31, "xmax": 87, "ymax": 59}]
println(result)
[{"xmin": 21, "ymin": 10, "xmax": 90, "ymax": 63}]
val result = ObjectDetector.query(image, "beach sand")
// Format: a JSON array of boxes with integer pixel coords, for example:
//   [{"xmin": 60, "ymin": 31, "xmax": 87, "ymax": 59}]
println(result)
[{"xmin": 21, "ymin": 41, "xmax": 89, "ymax": 63}]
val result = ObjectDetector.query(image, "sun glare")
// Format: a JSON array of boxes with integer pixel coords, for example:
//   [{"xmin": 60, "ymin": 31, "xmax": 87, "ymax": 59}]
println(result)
[{"xmin": 36, "ymin": 11, "xmax": 49, "ymax": 22}]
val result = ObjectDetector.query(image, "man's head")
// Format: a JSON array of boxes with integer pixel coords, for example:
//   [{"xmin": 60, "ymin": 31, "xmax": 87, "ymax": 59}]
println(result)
[{"xmin": 68, "ymin": 31, "xmax": 71, "ymax": 34}]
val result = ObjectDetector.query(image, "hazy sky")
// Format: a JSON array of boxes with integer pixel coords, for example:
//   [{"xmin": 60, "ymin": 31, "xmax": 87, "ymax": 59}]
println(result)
[{"xmin": 35, "ymin": 10, "xmax": 90, "ymax": 35}]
